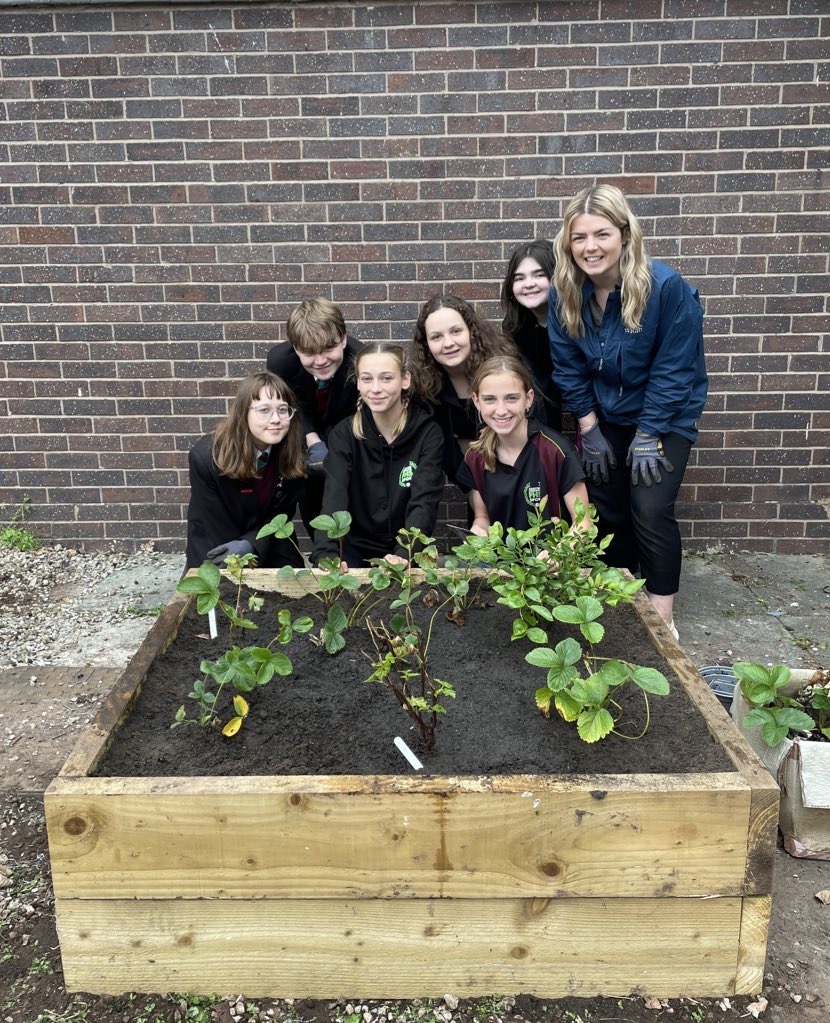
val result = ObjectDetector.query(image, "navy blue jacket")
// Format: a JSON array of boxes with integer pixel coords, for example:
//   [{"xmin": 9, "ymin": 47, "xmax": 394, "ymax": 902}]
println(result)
[{"xmin": 548, "ymin": 260, "xmax": 707, "ymax": 441}]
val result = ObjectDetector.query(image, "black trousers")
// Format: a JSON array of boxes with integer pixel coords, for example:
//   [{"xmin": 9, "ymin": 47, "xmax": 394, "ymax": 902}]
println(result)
[{"xmin": 586, "ymin": 421, "xmax": 692, "ymax": 596}]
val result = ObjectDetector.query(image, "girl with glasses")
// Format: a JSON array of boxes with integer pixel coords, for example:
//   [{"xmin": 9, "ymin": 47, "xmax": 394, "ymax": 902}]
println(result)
[
  {"xmin": 312, "ymin": 343, "xmax": 444, "ymax": 569},
  {"xmin": 185, "ymin": 372, "xmax": 306, "ymax": 569}
]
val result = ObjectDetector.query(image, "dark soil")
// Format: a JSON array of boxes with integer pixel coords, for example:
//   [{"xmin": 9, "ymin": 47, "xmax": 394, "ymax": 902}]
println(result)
[{"xmin": 98, "ymin": 584, "xmax": 733, "ymax": 778}]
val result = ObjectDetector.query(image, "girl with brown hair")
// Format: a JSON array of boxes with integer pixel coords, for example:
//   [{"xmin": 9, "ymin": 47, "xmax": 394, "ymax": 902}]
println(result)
[{"xmin": 185, "ymin": 371, "xmax": 306, "ymax": 568}]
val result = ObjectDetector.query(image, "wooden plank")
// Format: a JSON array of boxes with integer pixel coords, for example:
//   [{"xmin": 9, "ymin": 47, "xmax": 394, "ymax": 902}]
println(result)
[
  {"xmin": 634, "ymin": 592, "xmax": 779, "ymax": 895},
  {"xmin": 55, "ymin": 894, "xmax": 743, "ymax": 999},
  {"xmin": 47, "ymin": 773, "xmax": 751, "ymax": 900},
  {"xmin": 735, "ymin": 895, "xmax": 772, "ymax": 995}
]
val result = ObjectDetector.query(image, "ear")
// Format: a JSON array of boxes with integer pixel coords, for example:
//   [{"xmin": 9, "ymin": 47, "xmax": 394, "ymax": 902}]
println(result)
[
  {"xmin": 401, "ymin": 370, "xmax": 412, "ymax": 391},
  {"xmin": 338, "ymin": 332, "xmax": 348, "ymax": 348},
  {"xmin": 526, "ymin": 387, "xmax": 535, "ymax": 410},
  {"xmin": 471, "ymin": 393, "xmax": 481, "ymax": 411}
]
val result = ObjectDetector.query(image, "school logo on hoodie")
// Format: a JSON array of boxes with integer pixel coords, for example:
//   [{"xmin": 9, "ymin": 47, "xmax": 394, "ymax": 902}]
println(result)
[
  {"xmin": 524, "ymin": 480, "xmax": 542, "ymax": 506},
  {"xmin": 398, "ymin": 460, "xmax": 417, "ymax": 488}
]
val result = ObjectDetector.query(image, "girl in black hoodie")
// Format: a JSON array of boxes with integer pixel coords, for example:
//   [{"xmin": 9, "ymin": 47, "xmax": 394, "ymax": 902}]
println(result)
[{"xmin": 312, "ymin": 342, "xmax": 444, "ymax": 568}]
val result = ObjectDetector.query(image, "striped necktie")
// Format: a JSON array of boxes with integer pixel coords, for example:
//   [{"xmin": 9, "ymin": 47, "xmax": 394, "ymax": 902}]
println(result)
[{"xmin": 256, "ymin": 449, "xmax": 269, "ymax": 472}]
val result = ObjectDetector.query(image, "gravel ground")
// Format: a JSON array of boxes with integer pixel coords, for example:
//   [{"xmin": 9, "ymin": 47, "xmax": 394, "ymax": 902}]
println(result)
[{"xmin": 0, "ymin": 542, "xmax": 183, "ymax": 669}]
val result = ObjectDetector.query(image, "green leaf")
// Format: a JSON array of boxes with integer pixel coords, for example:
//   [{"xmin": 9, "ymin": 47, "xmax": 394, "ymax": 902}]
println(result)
[
  {"xmin": 511, "ymin": 619, "xmax": 528, "ymax": 641},
  {"xmin": 577, "ymin": 707, "xmax": 615, "ymax": 743},
  {"xmin": 325, "ymin": 632, "xmax": 346, "ymax": 655},
  {"xmin": 555, "ymin": 637, "xmax": 582, "ymax": 665},
  {"xmin": 292, "ymin": 615, "xmax": 315, "ymax": 634},
  {"xmin": 195, "ymin": 592, "xmax": 220, "ymax": 615},
  {"xmin": 575, "ymin": 595, "xmax": 603, "ymax": 621},
  {"xmin": 775, "ymin": 707, "xmax": 816, "ymax": 734},
  {"xmin": 268, "ymin": 652, "xmax": 293, "ymax": 677},
  {"xmin": 572, "ymin": 674, "xmax": 609, "ymax": 708},
  {"xmin": 760, "ymin": 720, "xmax": 789, "ymax": 746},
  {"xmin": 744, "ymin": 707, "xmax": 776, "ymax": 731},
  {"xmin": 525, "ymin": 647, "xmax": 557, "ymax": 668},
  {"xmin": 580, "ymin": 621, "xmax": 604, "ymax": 645},
  {"xmin": 529, "ymin": 603, "xmax": 553, "ymax": 621},
  {"xmin": 311, "ymin": 510, "xmax": 352, "ymax": 538},
  {"xmin": 596, "ymin": 659, "xmax": 630, "ymax": 686},
  {"xmin": 256, "ymin": 513, "xmax": 295, "ymax": 540},
  {"xmin": 630, "ymin": 666, "xmax": 670, "ymax": 696},
  {"xmin": 177, "ymin": 575, "xmax": 211, "ymax": 594},
  {"xmin": 733, "ymin": 662, "xmax": 774, "ymax": 687},
  {"xmin": 326, "ymin": 603, "xmax": 348, "ymax": 633},
  {"xmin": 552, "ymin": 604, "xmax": 583, "ymax": 624},
  {"xmin": 526, "ymin": 627, "xmax": 549, "ymax": 645}
]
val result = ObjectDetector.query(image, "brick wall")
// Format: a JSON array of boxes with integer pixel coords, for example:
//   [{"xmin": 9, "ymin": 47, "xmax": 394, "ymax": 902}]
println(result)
[{"xmin": 0, "ymin": 0, "xmax": 828, "ymax": 555}]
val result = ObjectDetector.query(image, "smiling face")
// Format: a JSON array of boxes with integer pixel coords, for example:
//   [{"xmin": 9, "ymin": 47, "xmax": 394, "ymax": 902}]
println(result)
[
  {"xmin": 356, "ymin": 352, "xmax": 410, "ymax": 417},
  {"xmin": 424, "ymin": 307, "xmax": 472, "ymax": 371},
  {"xmin": 568, "ymin": 212, "xmax": 626, "ymax": 286},
  {"xmin": 512, "ymin": 257, "xmax": 551, "ymax": 320},
  {"xmin": 472, "ymin": 371, "xmax": 533, "ymax": 440},
  {"xmin": 247, "ymin": 387, "xmax": 293, "ymax": 448},
  {"xmin": 294, "ymin": 333, "xmax": 348, "ymax": 381}
]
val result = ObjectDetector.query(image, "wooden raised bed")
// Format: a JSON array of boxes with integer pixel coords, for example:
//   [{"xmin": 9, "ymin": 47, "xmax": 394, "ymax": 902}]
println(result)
[{"xmin": 45, "ymin": 573, "xmax": 777, "ymax": 999}]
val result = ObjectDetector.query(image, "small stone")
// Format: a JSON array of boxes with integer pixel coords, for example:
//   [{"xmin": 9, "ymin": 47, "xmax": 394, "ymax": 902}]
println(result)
[{"xmin": 443, "ymin": 994, "xmax": 459, "ymax": 1010}]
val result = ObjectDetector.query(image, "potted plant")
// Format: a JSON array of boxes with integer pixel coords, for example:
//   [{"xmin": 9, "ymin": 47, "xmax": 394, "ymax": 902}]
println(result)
[{"xmin": 732, "ymin": 661, "xmax": 830, "ymax": 859}]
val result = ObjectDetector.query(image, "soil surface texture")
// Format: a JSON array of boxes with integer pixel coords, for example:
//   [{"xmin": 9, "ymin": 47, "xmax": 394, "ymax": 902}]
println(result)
[{"xmin": 98, "ymin": 585, "xmax": 732, "ymax": 778}]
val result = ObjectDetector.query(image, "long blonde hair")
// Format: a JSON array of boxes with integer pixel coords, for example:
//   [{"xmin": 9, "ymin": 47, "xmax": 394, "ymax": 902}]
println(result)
[
  {"xmin": 553, "ymin": 185, "xmax": 652, "ymax": 338},
  {"xmin": 213, "ymin": 372, "xmax": 305, "ymax": 480},
  {"xmin": 351, "ymin": 342, "xmax": 411, "ymax": 442},
  {"xmin": 468, "ymin": 356, "xmax": 534, "ymax": 473}
]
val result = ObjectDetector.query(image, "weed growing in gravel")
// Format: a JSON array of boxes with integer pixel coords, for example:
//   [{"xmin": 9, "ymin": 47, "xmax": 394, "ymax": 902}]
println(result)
[{"xmin": 0, "ymin": 493, "xmax": 39, "ymax": 551}]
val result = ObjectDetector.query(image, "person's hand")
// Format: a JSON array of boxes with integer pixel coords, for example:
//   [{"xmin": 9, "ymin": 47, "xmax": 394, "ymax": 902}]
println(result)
[
  {"xmin": 306, "ymin": 440, "xmax": 328, "ymax": 476},
  {"xmin": 206, "ymin": 539, "xmax": 254, "ymax": 565},
  {"xmin": 580, "ymin": 422, "xmax": 617, "ymax": 484},
  {"xmin": 627, "ymin": 432, "xmax": 673, "ymax": 487}
]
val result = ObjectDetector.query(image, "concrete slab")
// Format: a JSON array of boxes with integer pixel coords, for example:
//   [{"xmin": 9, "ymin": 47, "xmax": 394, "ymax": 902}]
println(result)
[{"xmin": 675, "ymin": 551, "xmax": 829, "ymax": 671}]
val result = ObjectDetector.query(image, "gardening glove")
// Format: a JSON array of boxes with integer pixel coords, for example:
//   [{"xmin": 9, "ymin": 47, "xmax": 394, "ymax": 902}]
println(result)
[
  {"xmin": 306, "ymin": 440, "xmax": 328, "ymax": 476},
  {"xmin": 206, "ymin": 539, "xmax": 253, "ymax": 565},
  {"xmin": 580, "ymin": 422, "xmax": 617, "ymax": 484},
  {"xmin": 626, "ymin": 431, "xmax": 673, "ymax": 487}
]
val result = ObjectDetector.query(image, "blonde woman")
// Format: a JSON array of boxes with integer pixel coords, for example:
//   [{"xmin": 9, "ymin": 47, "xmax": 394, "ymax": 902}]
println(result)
[{"xmin": 548, "ymin": 184, "xmax": 708, "ymax": 638}]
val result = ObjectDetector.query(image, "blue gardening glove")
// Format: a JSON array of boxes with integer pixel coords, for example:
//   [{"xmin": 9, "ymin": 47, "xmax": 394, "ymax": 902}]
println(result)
[
  {"xmin": 580, "ymin": 422, "xmax": 617, "ymax": 484},
  {"xmin": 306, "ymin": 440, "xmax": 328, "ymax": 477},
  {"xmin": 627, "ymin": 431, "xmax": 674, "ymax": 487},
  {"xmin": 206, "ymin": 539, "xmax": 254, "ymax": 565}
]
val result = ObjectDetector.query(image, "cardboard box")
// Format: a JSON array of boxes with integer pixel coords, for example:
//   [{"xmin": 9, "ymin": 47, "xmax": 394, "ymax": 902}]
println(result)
[{"xmin": 732, "ymin": 667, "xmax": 830, "ymax": 860}]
